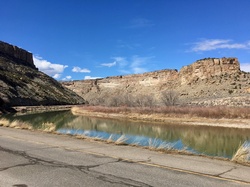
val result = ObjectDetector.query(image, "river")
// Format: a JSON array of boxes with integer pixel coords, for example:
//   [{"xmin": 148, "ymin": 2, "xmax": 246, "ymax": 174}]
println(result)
[{"xmin": 1, "ymin": 110, "xmax": 250, "ymax": 160}]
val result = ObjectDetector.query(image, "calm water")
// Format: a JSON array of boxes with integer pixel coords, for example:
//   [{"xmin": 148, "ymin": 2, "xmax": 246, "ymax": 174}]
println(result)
[{"xmin": 2, "ymin": 110, "xmax": 250, "ymax": 159}]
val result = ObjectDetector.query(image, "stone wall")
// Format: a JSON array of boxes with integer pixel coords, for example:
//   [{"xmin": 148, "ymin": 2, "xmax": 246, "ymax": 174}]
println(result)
[{"xmin": 0, "ymin": 41, "xmax": 36, "ymax": 69}]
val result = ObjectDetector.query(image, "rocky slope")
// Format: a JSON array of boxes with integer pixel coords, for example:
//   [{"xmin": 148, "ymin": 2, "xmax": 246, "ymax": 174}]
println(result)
[
  {"xmin": 0, "ymin": 41, "xmax": 84, "ymax": 111},
  {"xmin": 62, "ymin": 57, "xmax": 250, "ymax": 106}
]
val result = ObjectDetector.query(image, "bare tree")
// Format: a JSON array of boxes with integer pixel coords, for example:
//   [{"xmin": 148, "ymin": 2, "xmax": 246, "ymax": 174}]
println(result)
[
  {"xmin": 142, "ymin": 95, "xmax": 155, "ymax": 107},
  {"xmin": 131, "ymin": 94, "xmax": 156, "ymax": 107},
  {"xmin": 161, "ymin": 90, "xmax": 179, "ymax": 106},
  {"xmin": 133, "ymin": 95, "xmax": 145, "ymax": 107},
  {"xmin": 106, "ymin": 95, "xmax": 120, "ymax": 107}
]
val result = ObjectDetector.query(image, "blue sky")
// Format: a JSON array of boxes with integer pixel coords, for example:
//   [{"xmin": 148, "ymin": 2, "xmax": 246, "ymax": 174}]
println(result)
[{"xmin": 1, "ymin": 0, "xmax": 250, "ymax": 80}]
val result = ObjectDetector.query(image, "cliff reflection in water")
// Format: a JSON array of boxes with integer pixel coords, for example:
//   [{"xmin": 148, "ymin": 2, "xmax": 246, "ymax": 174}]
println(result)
[
  {"xmin": 59, "ymin": 112, "xmax": 250, "ymax": 158},
  {"xmin": 3, "ymin": 110, "xmax": 250, "ymax": 159}
]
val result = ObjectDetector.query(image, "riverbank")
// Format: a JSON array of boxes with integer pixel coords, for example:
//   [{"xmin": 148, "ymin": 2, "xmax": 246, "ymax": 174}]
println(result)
[
  {"xmin": 0, "ymin": 105, "xmax": 76, "ymax": 115},
  {"xmin": 71, "ymin": 106, "xmax": 250, "ymax": 129},
  {"xmin": 13, "ymin": 105, "xmax": 75, "ymax": 113},
  {"xmin": 1, "ymin": 105, "xmax": 249, "ymax": 165},
  {"xmin": 2, "ymin": 105, "xmax": 250, "ymax": 129}
]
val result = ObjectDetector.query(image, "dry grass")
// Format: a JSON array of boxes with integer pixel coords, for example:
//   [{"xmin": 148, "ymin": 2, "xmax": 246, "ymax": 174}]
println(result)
[
  {"xmin": 148, "ymin": 138, "xmax": 160, "ymax": 150},
  {"xmin": 72, "ymin": 105, "xmax": 250, "ymax": 119},
  {"xmin": 0, "ymin": 118, "xmax": 56, "ymax": 132},
  {"xmin": 0, "ymin": 118, "xmax": 10, "ymax": 127},
  {"xmin": 41, "ymin": 122, "xmax": 56, "ymax": 132},
  {"xmin": 9, "ymin": 120, "xmax": 33, "ymax": 130},
  {"xmin": 148, "ymin": 138, "xmax": 176, "ymax": 151},
  {"xmin": 107, "ymin": 134, "xmax": 115, "ymax": 143},
  {"xmin": 0, "ymin": 118, "xmax": 33, "ymax": 130},
  {"xmin": 115, "ymin": 134, "xmax": 128, "ymax": 145},
  {"xmin": 232, "ymin": 141, "xmax": 250, "ymax": 163}
]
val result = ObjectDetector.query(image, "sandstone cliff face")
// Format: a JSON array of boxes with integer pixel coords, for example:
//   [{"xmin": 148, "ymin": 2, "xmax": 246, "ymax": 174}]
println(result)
[
  {"xmin": 179, "ymin": 58, "xmax": 240, "ymax": 85},
  {"xmin": 62, "ymin": 57, "xmax": 250, "ymax": 106},
  {"xmin": 0, "ymin": 41, "xmax": 36, "ymax": 69},
  {"xmin": 0, "ymin": 41, "xmax": 85, "ymax": 109}
]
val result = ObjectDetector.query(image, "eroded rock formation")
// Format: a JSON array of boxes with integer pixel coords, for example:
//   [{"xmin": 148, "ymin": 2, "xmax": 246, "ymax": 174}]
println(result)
[
  {"xmin": 179, "ymin": 58, "xmax": 240, "ymax": 85},
  {"xmin": 0, "ymin": 41, "xmax": 85, "ymax": 110},
  {"xmin": 0, "ymin": 41, "xmax": 36, "ymax": 69},
  {"xmin": 62, "ymin": 57, "xmax": 250, "ymax": 106}
]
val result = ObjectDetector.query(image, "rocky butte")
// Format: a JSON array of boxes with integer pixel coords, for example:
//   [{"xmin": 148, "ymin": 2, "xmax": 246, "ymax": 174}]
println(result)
[
  {"xmin": 0, "ymin": 41, "xmax": 84, "ymax": 111},
  {"xmin": 62, "ymin": 57, "xmax": 250, "ymax": 106},
  {"xmin": 0, "ymin": 41, "xmax": 36, "ymax": 69}
]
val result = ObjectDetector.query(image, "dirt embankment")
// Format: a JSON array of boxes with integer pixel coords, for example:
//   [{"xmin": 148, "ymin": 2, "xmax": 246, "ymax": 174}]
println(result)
[{"xmin": 71, "ymin": 106, "xmax": 250, "ymax": 129}]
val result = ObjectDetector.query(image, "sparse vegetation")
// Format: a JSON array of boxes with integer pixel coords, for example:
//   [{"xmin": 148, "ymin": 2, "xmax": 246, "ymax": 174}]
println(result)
[
  {"xmin": 232, "ymin": 141, "xmax": 250, "ymax": 163},
  {"xmin": 41, "ymin": 122, "xmax": 56, "ymax": 132},
  {"xmin": 161, "ymin": 90, "xmax": 179, "ymax": 106},
  {"xmin": 91, "ymin": 93, "xmax": 157, "ymax": 107},
  {"xmin": 0, "ymin": 118, "xmax": 10, "ymax": 127},
  {"xmin": 87, "ymin": 90, "xmax": 181, "ymax": 108},
  {"xmin": 115, "ymin": 134, "xmax": 128, "ymax": 145},
  {"xmin": 0, "ymin": 119, "xmax": 32, "ymax": 130},
  {"xmin": 72, "ymin": 105, "xmax": 250, "ymax": 119}
]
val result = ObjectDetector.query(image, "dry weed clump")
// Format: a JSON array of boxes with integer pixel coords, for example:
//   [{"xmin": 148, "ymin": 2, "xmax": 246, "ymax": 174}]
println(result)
[
  {"xmin": 0, "ymin": 118, "xmax": 10, "ymax": 127},
  {"xmin": 107, "ymin": 134, "xmax": 115, "ymax": 143},
  {"xmin": 148, "ymin": 138, "xmax": 176, "ymax": 151},
  {"xmin": 9, "ymin": 120, "xmax": 32, "ymax": 130},
  {"xmin": 115, "ymin": 134, "xmax": 128, "ymax": 145},
  {"xmin": 232, "ymin": 141, "xmax": 250, "ymax": 163},
  {"xmin": 41, "ymin": 122, "xmax": 56, "ymax": 132}
]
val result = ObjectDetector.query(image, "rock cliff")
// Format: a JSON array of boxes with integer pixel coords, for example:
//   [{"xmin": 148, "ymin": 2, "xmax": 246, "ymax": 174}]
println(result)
[
  {"xmin": 0, "ymin": 41, "xmax": 85, "ymax": 110},
  {"xmin": 0, "ymin": 41, "xmax": 36, "ymax": 69},
  {"xmin": 62, "ymin": 57, "xmax": 250, "ymax": 106},
  {"xmin": 179, "ymin": 58, "xmax": 240, "ymax": 85}
]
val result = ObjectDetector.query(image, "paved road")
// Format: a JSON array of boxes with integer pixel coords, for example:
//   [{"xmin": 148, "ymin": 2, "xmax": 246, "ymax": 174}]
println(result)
[{"xmin": 0, "ymin": 126, "xmax": 249, "ymax": 187}]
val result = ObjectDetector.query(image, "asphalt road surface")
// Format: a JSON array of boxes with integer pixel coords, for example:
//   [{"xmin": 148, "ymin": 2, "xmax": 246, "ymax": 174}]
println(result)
[{"xmin": 0, "ymin": 126, "xmax": 249, "ymax": 187}]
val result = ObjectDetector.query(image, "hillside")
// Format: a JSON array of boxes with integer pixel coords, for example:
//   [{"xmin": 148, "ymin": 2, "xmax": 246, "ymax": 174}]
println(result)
[
  {"xmin": 62, "ymin": 57, "xmax": 250, "ymax": 106},
  {"xmin": 0, "ymin": 41, "xmax": 84, "ymax": 111}
]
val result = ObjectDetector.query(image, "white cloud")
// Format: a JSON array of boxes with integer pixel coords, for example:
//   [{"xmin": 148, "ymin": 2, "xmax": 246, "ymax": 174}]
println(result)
[
  {"xmin": 111, "ymin": 57, "xmax": 128, "ymax": 67},
  {"xmin": 101, "ymin": 61, "xmax": 116, "ymax": 67},
  {"xmin": 132, "ymin": 67, "xmax": 147, "ymax": 74},
  {"xmin": 112, "ymin": 57, "xmax": 125, "ymax": 62},
  {"xmin": 190, "ymin": 39, "xmax": 250, "ymax": 52},
  {"xmin": 108, "ymin": 55, "xmax": 154, "ymax": 74},
  {"xmin": 62, "ymin": 76, "xmax": 72, "ymax": 81},
  {"xmin": 33, "ymin": 55, "xmax": 68, "ymax": 78},
  {"xmin": 53, "ymin": 74, "xmax": 61, "ymax": 79},
  {"xmin": 241, "ymin": 63, "xmax": 250, "ymax": 72},
  {"xmin": 72, "ymin": 66, "xmax": 91, "ymax": 73},
  {"xmin": 84, "ymin": 76, "xmax": 102, "ymax": 80},
  {"xmin": 130, "ymin": 55, "xmax": 153, "ymax": 74}
]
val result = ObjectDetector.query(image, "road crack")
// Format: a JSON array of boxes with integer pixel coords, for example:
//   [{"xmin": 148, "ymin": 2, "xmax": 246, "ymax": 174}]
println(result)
[
  {"xmin": 216, "ymin": 166, "xmax": 237, "ymax": 176},
  {"xmin": 0, "ymin": 146, "xmax": 151, "ymax": 186}
]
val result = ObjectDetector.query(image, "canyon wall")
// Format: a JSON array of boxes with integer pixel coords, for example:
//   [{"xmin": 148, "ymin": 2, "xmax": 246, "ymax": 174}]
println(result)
[
  {"xmin": 0, "ymin": 41, "xmax": 36, "ymax": 69},
  {"xmin": 179, "ymin": 58, "xmax": 240, "ymax": 85},
  {"xmin": 0, "ymin": 41, "xmax": 84, "ymax": 110},
  {"xmin": 62, "ymin": 57, "xmax": 250, "ymax": 106}
]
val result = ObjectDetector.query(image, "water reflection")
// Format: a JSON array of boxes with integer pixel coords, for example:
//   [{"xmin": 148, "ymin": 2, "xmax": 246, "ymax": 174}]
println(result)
[{"xmin": 2, "ymin": 110, "xmax": 250, "ymax": 159}]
